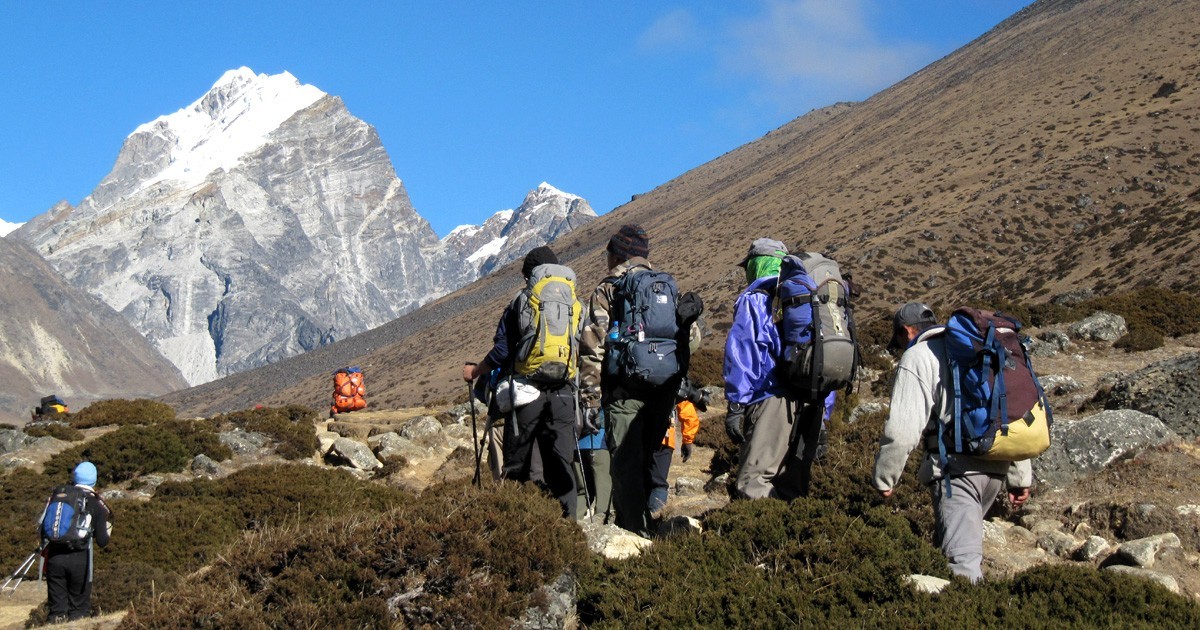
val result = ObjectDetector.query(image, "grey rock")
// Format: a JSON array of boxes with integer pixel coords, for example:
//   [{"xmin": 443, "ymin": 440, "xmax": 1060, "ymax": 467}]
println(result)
[
  {"xmin": 443, "ymin": 423, "xmax": 473, "ymax": 443},
  {"xmin": 1176, "ymin": 505, "xmax": 1200, "ymax": 518},
  {"xmin": 1037, "ymin": 330, "xmax": 1074, "ymax": 351},
  {"xmin": 982, "ymin": 520, "xmax": 1009, "ymax": 546},
  {"xmin": 517, "ymin": 573, "xmax": 577, "ymax": 630},
  {"xmin": 399, "ymin": 416, "xmax": 444, "ymax": 446},
  {"xmin": 674, "ymin": 477, "xmax": 705, "ymax": 497},
  {"xmin": 1029, "ymin": 338, "xmax": 1059, "ymax": 358},
  {"xmin": 219, "ymin": 430, "xmax": 270, "ymax": 455},
  {"xmin": 904, "ymin": 574, "xmax": 951, "ymax": 595},
  {"xmin": 1051, "ymin": 289, "xmax": 1095, "ymax": 305},
  {"xmin": 1034, "ymin": 410, "xmax": 1177, "ymax": 486},
  {"xmin": 328, "ymin": 437, "xmax": 382, "ymax": 471},
  {"xmin": 848, "ymin": 402, "xmax": 887, "ymax": 425},
  {"xmin": 1112, "ymin": 533, "xmax": 1181, "ymax": 568},
  {"xmin": 1039, "ymin": 375, "xmax": 1083, "ymax": 395},
  {"xmin": 191, "ymin": 454, "xmax": 222, "ymax": 477},
  {"xmin": 24, "ymin": 436, "xmax": 69, "ymax": 453},
  {"xmin": 1030, "ymin": 519, "xmax": 1064, "ymax": 535},
  {"xmin": 1074, "ymin": 536, "xmax": 1111, "ymax": 562},
  {"xmin": 317, "ymin": 430, "xmax": 340, "ymax": 454},
  {"xmin": 0, "ymin": 429, "xmax": 31, "ymax": 455},
  {"xmin": 578, "ymin": 519, "xmax": 652, "ymax": 560},
  {"xmin": 370, "ymin": 432, "xmax": 429, "ymax": 462},
  {"xmin": 0, "ymin": 453, "xmax": 35, "ymax": 470},
  {"xmin": 1105, "ymin": 352, "xmax": 1200, "ymax": 439},
  {"xmin": 1037, "ymin": 531, "xmax": 1082, "ymax": 558},
  {"xmin": 1103, "ymin": 566, "xmax": 1181, "ymax": 594},
  {"xmin": 1006, "ymin": 526, "xmax": 1036, "ymax": 545},
  {"xmin": 1068, "ymin": 311, "xmax": 1127, "ymax": 342}
]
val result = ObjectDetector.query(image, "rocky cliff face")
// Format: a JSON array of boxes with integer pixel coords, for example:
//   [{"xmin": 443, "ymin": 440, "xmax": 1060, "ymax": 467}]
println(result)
[
  {"xmin": 13, "ymin": 69, "xmax": 590, "ymax": 386},
  {"xmin": 0, "ymin": 236, "xmax": 188, "ymax": 424},
  {"xmin": 441, "ymin": 182, "xmax": 596, "ymax": 279}
]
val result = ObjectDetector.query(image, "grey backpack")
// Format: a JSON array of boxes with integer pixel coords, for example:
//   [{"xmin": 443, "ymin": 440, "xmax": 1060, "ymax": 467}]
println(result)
[{"xmin": 776, "ymin": 252, "xmax": 858, "ymax": 400}]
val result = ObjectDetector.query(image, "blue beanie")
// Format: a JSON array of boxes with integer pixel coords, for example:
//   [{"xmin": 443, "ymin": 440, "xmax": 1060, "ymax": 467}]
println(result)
[{"xmin": 73, "ymin": 462, "xmax": 97, "ymax": 487}]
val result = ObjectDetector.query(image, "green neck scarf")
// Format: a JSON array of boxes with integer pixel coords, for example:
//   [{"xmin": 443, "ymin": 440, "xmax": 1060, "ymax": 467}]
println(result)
[{"xmin": 745, "ymin": 255, "xmax": 783, "ymax": 283}]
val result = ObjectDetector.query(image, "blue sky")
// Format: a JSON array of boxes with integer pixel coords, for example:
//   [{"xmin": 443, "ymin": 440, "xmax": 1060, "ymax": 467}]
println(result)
[{"xmin": 0, "ymin": 1, "xmax": 1032, "ymax": 236}]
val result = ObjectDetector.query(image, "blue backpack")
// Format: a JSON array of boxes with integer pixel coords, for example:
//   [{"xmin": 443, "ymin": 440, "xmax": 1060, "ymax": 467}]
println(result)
[
  {"xmin": 775, "ymin": 253, "xmax": 858, "ymax": 400},
  {"xmin": 604, "ymin": 268, "xmax": 682, "ymax": 390},
  {"xmin": 40, "ymin": 485, "xmax": 92, "ymax": 549},
  {"xmin": 938, "ymin": 308, "xmax": 1052, "ymax": 464}
]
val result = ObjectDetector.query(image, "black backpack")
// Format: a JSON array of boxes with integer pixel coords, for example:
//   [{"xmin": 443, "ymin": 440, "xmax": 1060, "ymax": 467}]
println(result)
[
  {"xmin": 40, "ymin": 485, "xmax": 93, "ymax": 549},
  {"xmin": 604, "ymin": 269, "xmax": 682, "ymax": 390}
]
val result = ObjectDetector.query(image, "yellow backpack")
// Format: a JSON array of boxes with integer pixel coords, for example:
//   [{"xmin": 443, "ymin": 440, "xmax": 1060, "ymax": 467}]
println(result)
[{"xmin": 515, "ymin": 264, "xmax": 581, "ymax": 383}]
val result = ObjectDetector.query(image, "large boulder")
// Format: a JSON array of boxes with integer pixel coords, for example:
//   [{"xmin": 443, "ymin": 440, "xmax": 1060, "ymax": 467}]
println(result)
[
  {"xmin": 1034, "ymin": 410, "xmax": 1177, "ymax": 486},
  {"xmin": 1105, "ymin": 353, "xmax": 1200, "ymax": 439},
  {"xmin": 369, "ymin": 432, "xmax": 430, "ymax": 462},
  {"xmin": 0, "ymin": 428, "xmax": 30, "ymax": 455},
  {"xmin": 219, "ymin": 430, "xmax": 270, "ymax": 455},
  {"xmin": 328, "ymin": 437, "xmax": 382, "ymax": 471},
  {"xmin": 399, "ymin": 415, "xmax": 444, "ymax": 446},
  {"xmin": 1068, "ymin": 311, "xmax": 1127, "ymax": 342}
]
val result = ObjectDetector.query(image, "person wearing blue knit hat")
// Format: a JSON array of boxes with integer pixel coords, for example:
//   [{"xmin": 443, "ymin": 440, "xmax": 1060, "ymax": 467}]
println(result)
[{"xmin": 40, "ymin": 461, "xmax": 111, "ymax": 622}]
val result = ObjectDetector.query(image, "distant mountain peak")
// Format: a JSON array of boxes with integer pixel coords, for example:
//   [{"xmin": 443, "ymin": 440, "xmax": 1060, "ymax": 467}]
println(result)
[{"xmin": 132, "ymin": 68, "xmax": 326, "ymax": 189}]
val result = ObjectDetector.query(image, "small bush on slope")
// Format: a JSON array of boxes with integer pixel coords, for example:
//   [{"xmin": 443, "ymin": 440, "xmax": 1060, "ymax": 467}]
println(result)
[
  {"xmin": 121, "ymin": 482, "xmax": 590, "ymax": 628},
  {"xmin": 22, "ymin": 423, "xmax": 84, "ymax": 442},
  {"xmin": 68, "ymin": 398, "xmax": 176, "ymax": 429},
  {"xmin": 210, "ymin": 404, "xmax": 319, "ymax": 460},
  {"xmin": 42, "ymin": 420, "xmax": 231, "ymax": 484}
]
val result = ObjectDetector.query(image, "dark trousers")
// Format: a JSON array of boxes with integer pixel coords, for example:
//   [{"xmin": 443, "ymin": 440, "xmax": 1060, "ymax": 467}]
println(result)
[
  {"xmin": 606, "ymin": 394, "xmax": 674, "ymax": 536},
  {"xmin": 45, "ymin": 548, "xmax": 91, "ymax": 621},
  {"xmin": 502, "ymin": 386, "xmax": 578, "ymax": 519},
  {"xmin": 647, "ymin": 446, "xmax": 674, "ymax": 516}
]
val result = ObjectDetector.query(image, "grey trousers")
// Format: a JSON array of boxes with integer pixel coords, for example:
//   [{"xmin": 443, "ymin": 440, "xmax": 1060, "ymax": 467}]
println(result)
[
  {"xmin": 735, "ymin": 396, "xmax": 822, "ymax": 500},
  {"xmin": 929, "ymin": 473, "xmax": 1004, "ymax": 583}
]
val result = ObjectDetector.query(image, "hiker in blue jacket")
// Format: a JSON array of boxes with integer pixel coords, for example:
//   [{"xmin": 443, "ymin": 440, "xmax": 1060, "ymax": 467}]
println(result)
[
  {"xmin": 873, "ymin": 302, "xmax": 1032, "ymax": 582},
  {"xmin": 41, "ymin": 462, "xmax": 111, "ymax": 623},
  {"xmin": 723, "ymin": 238, "xmax": 825, "ymax": 500}
]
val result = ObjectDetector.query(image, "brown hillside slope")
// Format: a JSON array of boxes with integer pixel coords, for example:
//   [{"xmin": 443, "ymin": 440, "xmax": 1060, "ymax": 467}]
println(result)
[{"xmin": 165, "ymin": 0, "xmax": 1200, "ymax": 417}]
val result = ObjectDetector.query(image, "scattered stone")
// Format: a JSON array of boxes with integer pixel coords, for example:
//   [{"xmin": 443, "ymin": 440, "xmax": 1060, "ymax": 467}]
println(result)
[
  {"xmin": 1112, "ymin": 533, "xmax": 1181, "ymax": 568},
  {"xmin": 328, "ymin": 437, "xmax": 382, "ymax": 471},
  {"xmin": 904, "ymin": 574, "xmax": 951, "ymax": 595},
  {"xmin": 0, "ymin": 428, "xmax": 30, "ymax": 455},
  {"xmin": 400, "ymin": 416, "xmax": 444, "ymax": 446},
  {"xmin": 1039, "ymin": 375, "xmax": 1083, "ymax": 396},
  {"xmin": 705, "ymin": 473, "xmax": 731, "ymax": 493},
  {"xmin": 1005, "ymin": 526, "xmax": 1036, "ymax": 546},
  {"xmin": 1073, "ymin": 522, "xmax": 1095, "ymax": 539},
  {"xmin": 443, "ymin": 423, "xmax": 473, "ymax": 443},
  {"xmin": 675, "ymin": 477, "xmax": 704, "ymax": 497},
  {"xmin": 982, "ymin": 520, "xmax": 1009, "ymax": 546},
  {"xmin": 579, "ymin": 520, "xmax": 653, "ymax": 560},
  {"xmin": 369, "ymin": 432, "xmax": 429, "ymax": 462},
  {"xmin": 1176, "ymin": 505, "xmax": 1200, "ymax": 518},
  {"xmin": 1074, "ymin": 536, "xmax": 1111, "ymax": 562},
  {"xmin": 317, "ymin": 430, "xmax": 340, "ymax": 454},
  {"xmin": 219, "ymin": 430, "xmax": 269, "ymax": 455},
  {"xmin": 191, "ymin": 454, "xmax": 222, "ymax": 477},
  {"xmin": 1068, "ymin": 311, "xmax": 1127, "ymax": 342},
  {"xmin": 1037, "ymin": 330, "xmax": 1074, "ymax": 351},
  {"xmin": 0, "ymin": 453, "xmax": 36, "ymax": 470},
  {"xmin": 658, "ymin": 516, "xmax": 703, "ymax": 537},
  {"xmin": 1051, "ymin": 289, "xmax": 1095, "ymax": 305},
  {"xmin": 1103, "ymin": 566, "xmax": 1181, "ymax": 594},
  {"xmin": 849, "ymin": 402, "xmax": 887, "ymax": 424},
  {"xmin": 1030, "ymin": 519, "xmax": 1064, "ymax": 535},
  {"xmin": 1034, "ymin": 410, "xmax": 1177, "ymax": 487},
  {"xmin": 518, "ymin": 573, "xmax": 577, "ymax": 630},
  {"xmin": 1037, "ymin": 531, "xmax": 1082, "ymax": 559}
]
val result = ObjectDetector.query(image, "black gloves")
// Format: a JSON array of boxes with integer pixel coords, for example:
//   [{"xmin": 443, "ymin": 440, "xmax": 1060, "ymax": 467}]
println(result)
[
  {"xmin": 725, "ymin": 402, "xmax": 746, "ymax": 445},
  {"xmin": 681, "ymin": 442, "xmax": 694, "ymax": 462}
]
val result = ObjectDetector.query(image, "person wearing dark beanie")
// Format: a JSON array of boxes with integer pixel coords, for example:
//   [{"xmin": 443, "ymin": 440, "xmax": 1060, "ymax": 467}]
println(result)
[
  {"xmin": 522, "ymin": 246, "xmax": 559, "ymax": 279},
  {"xmin": 463, "ymin": 246, "xmax": 579, "ymax": 519},
  {"xmin": 605, "ymin": 224, "xmax": 649, "ymax": 263}
]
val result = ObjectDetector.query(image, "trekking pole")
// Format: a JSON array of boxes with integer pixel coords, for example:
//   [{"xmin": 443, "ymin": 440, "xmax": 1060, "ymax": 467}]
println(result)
[
  {"xmin": 465, "ymin": 363, "xmax": 482, "ymax": 487},
  {"xmin": 2, "ymin": 543, "xmax": 45, "ymax": 594}
]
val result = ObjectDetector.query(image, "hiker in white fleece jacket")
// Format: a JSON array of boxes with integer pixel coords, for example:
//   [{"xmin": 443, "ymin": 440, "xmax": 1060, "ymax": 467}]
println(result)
[{"xmin": 872, "ymin": 303, "xmax": 1032, "ymax": 583}]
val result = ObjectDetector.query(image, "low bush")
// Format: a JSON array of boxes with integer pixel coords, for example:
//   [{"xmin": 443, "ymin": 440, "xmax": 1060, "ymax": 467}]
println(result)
[
  {"xmin": 23, "ymin": 422, "xmax": 84, "ymax": 442},
  {"xmin": 69, "ymin": 398, "xmax": 176, "ymax": 429},
  {"xmin": 122, "ymin": 482, "xmax": 588, "ymax": 628},
  {"xmin": 211, "ymin": 405, "xmax": 318, "ymax": 460},
  {"xmin": 1115, "ymin": 324, "xmax": 1165, "ymax": 352},
  {"xmin": 43, "ymin": 420, "xmax": 229, "ymax": 485},
  {"xmin": 688, "ymin": 348, "xmax": 724, "ymax": 391}
]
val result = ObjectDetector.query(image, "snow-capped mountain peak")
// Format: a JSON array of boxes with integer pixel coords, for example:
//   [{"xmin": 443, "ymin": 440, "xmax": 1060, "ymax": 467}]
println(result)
[
  {"xmin": 0, "ymin": 218, "xmax": 24, "ymax": 237},
  {"xmin": 535, "ymin": 181, "xmax": 580, "ymax": 200},
  {"xmin": 133, "ymin": 67, "xmax": 325, "ymax": 189}
]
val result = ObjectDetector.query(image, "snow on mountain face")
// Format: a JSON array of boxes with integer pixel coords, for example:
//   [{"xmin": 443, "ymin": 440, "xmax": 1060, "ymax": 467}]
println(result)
[
  {"xmin": 442, "ymin": 183, "xmax": 596, "ymax": 278},
  {"xmin": 133, "ymin": 68, "xmax": 325, "ymax": 191},
  {"xmin": 15, "ymin": 70, "xmax": 592, "ymax": 386},
  {"xmin": 0, "ymin": 218, "xmax": 23, "ymax": 237}
]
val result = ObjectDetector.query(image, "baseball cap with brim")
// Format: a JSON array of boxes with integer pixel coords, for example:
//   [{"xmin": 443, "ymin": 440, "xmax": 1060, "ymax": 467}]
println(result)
[
  {"xmin": 737, "ymin": 238, "xmax": 788, "ymax": 267},
  {"xmin": 887, "ymin": 302, "xmax": 937, "ymax": 351}
]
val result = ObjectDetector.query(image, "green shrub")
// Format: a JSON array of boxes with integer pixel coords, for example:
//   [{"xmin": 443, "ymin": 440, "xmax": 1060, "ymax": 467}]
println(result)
[
  {"xmin": 69, "ymin": 398, "xmax": 176, "ymax": 429},
  {"xmin": 122, "ymin": 482, "xmax": 587, "ymax": 628},
  {"xmin": 43, "ymin": 420, "xmax": 229, "ymax": 484},
  {"xmin": 23, "ymin": 422, "xmax": 84, "ymax": 442},
  {"xmin": 1115, "ymin": 325, "xmax": 1165, "ymax": 352},
  {"xmin": 211, "ymin": 405, "xmax": 319, "ymax": 460}
]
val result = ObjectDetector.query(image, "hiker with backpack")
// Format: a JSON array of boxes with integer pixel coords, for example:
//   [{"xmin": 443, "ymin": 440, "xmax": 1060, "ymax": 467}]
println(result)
[
  {"xmin": 873, "ymin": 303, "xmax": 1051, "ymax": 582},
  {"xmin": 463, "ymin": 246, "xmax": 579, "ymax": 518},
  {"xmin": 39, "ymin": 461, "xmax": 111, "ymax": 623},
  {"xmin": 648, "ymin": 378, "xmax": 707, "ymax": 518},
  {"xmin": 579, "ymin": 224, "xmax": 701, "ymax": 536},
  {"xmin": 724, "ymin": 238, "xmax": 845, "ymax": 500}
]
